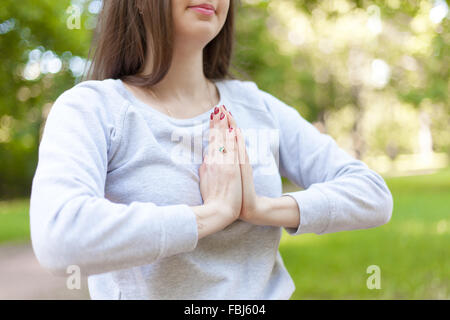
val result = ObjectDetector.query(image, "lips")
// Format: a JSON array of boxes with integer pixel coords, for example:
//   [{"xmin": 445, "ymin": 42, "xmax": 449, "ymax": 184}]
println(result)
[
  {"xmin": 188, "ymin": 3, "xmax": 215, "ymax": 11},
  {"xmin": 188, "ymin": 3, "xmax": 216, "ymax": 15}
]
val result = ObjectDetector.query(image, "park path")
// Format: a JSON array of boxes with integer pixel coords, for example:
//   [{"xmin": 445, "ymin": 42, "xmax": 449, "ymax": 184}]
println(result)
[{"xmin": 0, "ymin": 242, "xmax": 90, "ymax": 300}]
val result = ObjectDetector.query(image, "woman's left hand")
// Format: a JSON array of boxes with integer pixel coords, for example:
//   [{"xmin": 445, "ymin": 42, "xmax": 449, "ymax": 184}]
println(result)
[{"xmin": 221, "ymin": 107, "xmax": 268, "ymax": 225}]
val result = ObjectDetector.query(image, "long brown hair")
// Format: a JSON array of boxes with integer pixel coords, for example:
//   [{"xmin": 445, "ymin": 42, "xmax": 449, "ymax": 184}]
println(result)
[{"xmin": 85, "ymin": 0, "xmax": 239, "ymax": 86}]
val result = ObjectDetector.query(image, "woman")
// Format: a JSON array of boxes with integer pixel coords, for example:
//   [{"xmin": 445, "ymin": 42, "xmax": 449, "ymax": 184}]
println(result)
[{"xmin": 29, "ymin": 0, "xmax": 393, "ymax": 299}]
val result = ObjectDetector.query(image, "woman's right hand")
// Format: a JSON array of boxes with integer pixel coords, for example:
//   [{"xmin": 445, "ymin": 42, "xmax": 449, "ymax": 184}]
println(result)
[{"xmin": 191, "ymin": 105, "xmax": 242, "ymax": 239}]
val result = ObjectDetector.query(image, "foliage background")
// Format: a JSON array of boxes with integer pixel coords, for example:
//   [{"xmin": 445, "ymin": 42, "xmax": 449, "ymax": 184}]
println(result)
[
  {"xmin": 0, "ymin": 0, "xmax": 449, "ymax": 300},
  {"xmin": 0, "ymin": 0, "xmax": 449, "ymax": 198}
]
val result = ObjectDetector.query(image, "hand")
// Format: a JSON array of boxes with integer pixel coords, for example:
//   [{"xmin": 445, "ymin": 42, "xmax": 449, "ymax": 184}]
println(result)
[
  {"xmin": 198, "ymin": 105, "xmax": 242, "ymax": 226},
  {"xmin": 194, "ymin": 108, "xmax": 300, "ymax": 237},
  {"xmin": 222, "ymin": 108, "xmax": 268, "ymax": 225}
]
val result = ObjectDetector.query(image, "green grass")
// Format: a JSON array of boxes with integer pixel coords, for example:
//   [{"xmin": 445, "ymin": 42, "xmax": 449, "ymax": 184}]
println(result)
[
  {"xmin": 281, "ymin": 167, "xmax": 450, "ymax": 299},
  {"xmin": 0, "ymin": 198, "xmax": 30, "ymax": 244},
  {"xmin": 1, "ymin": 168, "xmax": 449, "ymax": 299}
]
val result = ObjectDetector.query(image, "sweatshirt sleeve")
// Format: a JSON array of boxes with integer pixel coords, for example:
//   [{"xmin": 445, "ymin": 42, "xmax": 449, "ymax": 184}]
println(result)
[
  {"xmin": 29, "ymin": 83, "xmax": 199, "ymax": 277},
  {"xmin": 258, "ymin": 88, "xmax": 393, "ymax": 236}
]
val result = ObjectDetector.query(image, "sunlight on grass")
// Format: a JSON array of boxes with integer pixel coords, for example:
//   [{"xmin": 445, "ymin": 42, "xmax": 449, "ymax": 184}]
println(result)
[{"xmin": 280, "ymin": 167, "xmax": 450, "ymax": 299}]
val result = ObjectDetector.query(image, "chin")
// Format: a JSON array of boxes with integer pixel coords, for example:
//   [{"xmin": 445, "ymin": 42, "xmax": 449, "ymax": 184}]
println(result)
[{"xmin": 180, "ymin": 21, "xmax": 217, "ymax": 38}]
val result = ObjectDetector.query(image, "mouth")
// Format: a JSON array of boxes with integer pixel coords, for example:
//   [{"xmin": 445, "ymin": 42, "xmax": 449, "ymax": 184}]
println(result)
[{"xmin": 188, "ymin": 3, "xmax": 216, "ymax": 16}]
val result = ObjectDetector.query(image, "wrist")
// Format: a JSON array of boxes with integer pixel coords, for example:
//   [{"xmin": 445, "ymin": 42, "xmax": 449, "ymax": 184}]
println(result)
[
  {"xmin": 191, "ymin": 204, "xmax": 221, "ymax": 240},
  {"xmin": 205, "ymin": 201, "xmax": 237, "ymax": 222},
  {"xmin": 248, "ymin": 196, "xmax": 300, "ymax": 229},
  {"xmin": 191, "ymin": 202, "xmax": 237, "ymax": 240},
  {"xmin": 244, "ymin": 196, "xmax": 272, "ymax": 226}
]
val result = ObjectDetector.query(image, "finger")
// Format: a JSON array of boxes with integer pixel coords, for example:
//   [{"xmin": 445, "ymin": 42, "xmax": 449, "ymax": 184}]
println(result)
[
  {"xmin": 210, "ymin": 105, "xmax": 233, "ymax": 164},
  {"xmin": 210, "ymin": 109, "xmax": 225, "ymax": 145},
  {"xmin": 223, "ymin": 126, "xmax": 237, "ymax": 165},
  {"xmin": 233, "ymin": 132, "xmax": 239, "ymax": 166},
  {"xmin": 225, "ymin": 107, "xmax": 237, "ymax": 131},
  {"xmin": 235, "ymin": 128, "xmax": 255, "ymax": 187},
  {"xmin": 205, "ymin": 144, "xmax": 215, "ymax": 165},
  {"xmin": 213, "ymin": 106, "xmax": 229, "ymax": 161},
  {"xmin": 209, "ymin": 124, "xmax": 219, "ymax": 146},
  {"xmin": 211, "ymin": 126, "xmax": 226, "ymax": 164},
  {"xmin": 203, "ymin": 150, "xmax": 212, "ymax": 165},
  {"xmin": 213, "ymin": 105, "xmax": 222, "ymax": 129},
  {"xmin": 200, "ymin": 157, "xmax": 207, "ymax": 171},
  {"xmin": 207, "ymin": 125, "xmax": 222, "ymax": 161},
  {"xmin": 209, "ymin": 109, "xmax": 214, "ymax": 130},
  {"xmin": 223, "ymin": 107, "xmax": 240, "ymax": 165},
  {"xmin": 235, "ymin": 128, "xmax": 249, "ymax": 166},
  {"xmin": 209, "ymin": 105, "xmax": 220, "ymax": 141},
  {"xmin": 216, "ymin": 105, "xmax": 228, "ymax": 130}
]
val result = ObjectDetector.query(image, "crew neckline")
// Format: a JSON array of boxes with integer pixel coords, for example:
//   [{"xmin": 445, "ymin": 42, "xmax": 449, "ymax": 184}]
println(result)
[{"xmin": 115, "ymin": 78, "xmax": 225, "ymax": 126}]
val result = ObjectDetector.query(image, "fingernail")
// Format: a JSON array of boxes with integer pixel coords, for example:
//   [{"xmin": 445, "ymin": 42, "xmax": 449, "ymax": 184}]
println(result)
[
  {"xmin": 214, "ymin": 107, "xmax": 219, "ymax": 114},
  {"xmin": 220, "ymin": 112, "xmax": 225, "ymax": 120},
  {"xmin": 222, "ymin": 105, "xmax": 227, "ymax": 111},
  {"xmin": 210, "ymin": 113, "xmax": 214, "ymax": 120}
]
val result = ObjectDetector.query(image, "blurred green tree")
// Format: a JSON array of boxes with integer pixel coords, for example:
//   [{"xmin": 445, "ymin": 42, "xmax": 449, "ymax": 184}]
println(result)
[
  {"xmin": 0, "ymin": 0, "xmax": 94, "ymax": 198},
  {"xmin": 0, "ymin": 0, "xmax": 448, "ymax": 199}
]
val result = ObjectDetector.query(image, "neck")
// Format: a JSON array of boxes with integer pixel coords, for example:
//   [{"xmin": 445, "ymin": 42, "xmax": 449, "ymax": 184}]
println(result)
[{"xmin": 141, "ymin": 41, "xmax": 214, "ymax": 105}]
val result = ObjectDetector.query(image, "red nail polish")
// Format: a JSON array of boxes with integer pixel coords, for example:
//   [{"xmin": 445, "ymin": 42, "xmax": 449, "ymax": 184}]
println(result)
[
  {"xmin": 220, "ymin": 112, "xmax": 225, "ymax": 120},
  {"xmin": 223, "ymin": 105, "xmax": 227, "ymax": 111},
  {"xmin": 210, "ymin": 113, "xmax": 214, "ymax": 120},
  {"xmin": 214, "ymin": 107, "xmax": 219, "ymax": 114}
]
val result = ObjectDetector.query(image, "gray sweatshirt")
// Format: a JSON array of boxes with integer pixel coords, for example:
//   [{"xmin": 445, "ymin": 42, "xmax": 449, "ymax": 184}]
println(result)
[{"xmin": 29, "ymin": 78, "xmax": 393, "ymax": 299}]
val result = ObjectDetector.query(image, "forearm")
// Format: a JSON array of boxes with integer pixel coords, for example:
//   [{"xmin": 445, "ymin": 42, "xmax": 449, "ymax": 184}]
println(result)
[
  {"xmin": 250, "ymin": 196, "xmax": 300, "ymax": 229},
  {"xmin": 31, "ymin": 196, "xmax": 199, "ymax": 276}
]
